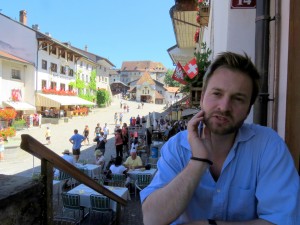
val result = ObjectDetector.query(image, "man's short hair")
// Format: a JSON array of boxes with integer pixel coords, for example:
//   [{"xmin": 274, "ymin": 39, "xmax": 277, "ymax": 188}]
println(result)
[
  {"xmin": 74, "ymin": 129, "xmax": 78, "ymax": 134},
  {"xmin": 203, "ymin": 52, "xmax": 260, "ymax": 107}
]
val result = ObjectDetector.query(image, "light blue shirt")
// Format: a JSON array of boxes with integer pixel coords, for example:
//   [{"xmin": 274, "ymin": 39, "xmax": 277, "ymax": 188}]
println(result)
[
  {"xmin": 140, "ymin": 123, "xmax": 300, "ymax": 225},
  {"xmin": 69, "ymin": 133, "xmax": 85, "ymax": 150}
]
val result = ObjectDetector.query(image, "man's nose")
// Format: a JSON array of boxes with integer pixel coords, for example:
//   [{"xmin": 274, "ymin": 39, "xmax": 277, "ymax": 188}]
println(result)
[{"xmin": 217, "ymin": 97, "xmax": 231, "ymax": 112}]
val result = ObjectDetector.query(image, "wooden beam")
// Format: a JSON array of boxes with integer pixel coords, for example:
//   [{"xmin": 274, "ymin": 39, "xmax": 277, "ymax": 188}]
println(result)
[
  {"xmin": 41, "ymin": 158, "xmax": 54, "ymax": 225},
  {"xmin": 20, "ymin": 134, "xmax": 127, "ymax": 206}
]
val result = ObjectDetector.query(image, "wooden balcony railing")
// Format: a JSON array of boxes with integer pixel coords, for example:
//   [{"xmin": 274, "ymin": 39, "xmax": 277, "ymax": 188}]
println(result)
[{"xmin": 20, "ymin": 134, "xmax": 127, "ymax": 225}]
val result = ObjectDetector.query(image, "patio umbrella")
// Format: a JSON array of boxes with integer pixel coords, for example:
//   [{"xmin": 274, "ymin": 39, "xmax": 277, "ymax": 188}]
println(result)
[
  {"xmin": 152, "ymin": 111, "xmax": 157, "ymax": 130},
  {"xmin": 146, "ymin": 114, "xmax": 151, "ymax": 128}
]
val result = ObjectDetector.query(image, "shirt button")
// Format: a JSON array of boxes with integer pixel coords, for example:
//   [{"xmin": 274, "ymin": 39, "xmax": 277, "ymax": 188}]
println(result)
[{"xmin": 217, "ymin": 189, "xmax": 221, "ymax": 193}]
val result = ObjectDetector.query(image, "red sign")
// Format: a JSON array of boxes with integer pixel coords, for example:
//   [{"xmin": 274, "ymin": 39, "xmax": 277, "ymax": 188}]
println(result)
[
  {"xmin": 11, "ymin": 89, "xmax": 22, "ymax": 101},
  {"xmin": 231, "ymin": 0, "xmax": 256, "ymax": 9}
]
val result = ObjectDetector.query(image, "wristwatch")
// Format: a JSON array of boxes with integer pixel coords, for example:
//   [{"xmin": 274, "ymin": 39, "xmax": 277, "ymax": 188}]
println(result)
[{"xmin": 208, "ymin": 219, "xmax": 217, "ymax": 225}]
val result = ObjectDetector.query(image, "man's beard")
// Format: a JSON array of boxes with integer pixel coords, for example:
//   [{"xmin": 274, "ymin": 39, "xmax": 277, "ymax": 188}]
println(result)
[{"xmin": 204, "ymin": 111, "xmax": 245, "ymax": 135}]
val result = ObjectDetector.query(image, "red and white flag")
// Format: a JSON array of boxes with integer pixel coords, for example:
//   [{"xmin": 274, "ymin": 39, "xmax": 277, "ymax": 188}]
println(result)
[
  {"xmin": 172, "ymin": 62, "xmax": 187, "ymax": 85},
  {"xmin": 183, "ymin": 58, "xmax": 198, "ymax": 79}
]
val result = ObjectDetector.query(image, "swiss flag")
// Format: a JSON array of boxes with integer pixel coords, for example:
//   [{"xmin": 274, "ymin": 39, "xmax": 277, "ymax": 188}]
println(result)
[
  {"xmin": 183, "ymin": 58, "xmax": 198, "ymax": 79},
  {"xmin": 172, "ymin": 62, "xmax": 187, "ymax": 85}
]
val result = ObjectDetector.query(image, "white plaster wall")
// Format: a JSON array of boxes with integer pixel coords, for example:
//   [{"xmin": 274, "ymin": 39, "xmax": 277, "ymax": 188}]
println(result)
[
  {"xmin": 276, "ymin": 1, "xmax": 290, "ymax": 138},
  {"xmin": 0, "ymin": 14, "xmax": 37, "ymax": 106},
  {"xmin": 0, "ymin": 14, "xmax": 36, "ymax": 64},
  {"xmin": 164, "ymin": 92, "xmax": 183, "ymax": 105},
  {"xmin": 0, "ymin": 59, "xmax": 36, "ymax": 106},
  {"xmin": 204, "ymin": 0, "xmax": 256, "ymax": 123},
  {"xmin": 38, "ymin": 49, "xmax": 76, "ymax": 91}
]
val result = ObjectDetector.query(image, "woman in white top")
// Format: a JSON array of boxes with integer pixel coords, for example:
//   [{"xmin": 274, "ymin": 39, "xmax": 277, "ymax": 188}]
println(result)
[{"xmin": 109, "ymin": 156, "xmax": 127, "ymax": 174}]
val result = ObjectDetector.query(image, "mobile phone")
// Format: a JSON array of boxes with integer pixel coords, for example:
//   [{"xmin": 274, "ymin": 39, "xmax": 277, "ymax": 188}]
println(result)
[{"xmin": 198, "ymin": 121, "xmax": 203, "ymax": 138}]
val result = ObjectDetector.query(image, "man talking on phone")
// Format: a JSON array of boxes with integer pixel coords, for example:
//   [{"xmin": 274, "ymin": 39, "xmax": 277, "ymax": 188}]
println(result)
[{"xmin": 141, "ymin": 52, "xmax": 300, "ymax": 225}]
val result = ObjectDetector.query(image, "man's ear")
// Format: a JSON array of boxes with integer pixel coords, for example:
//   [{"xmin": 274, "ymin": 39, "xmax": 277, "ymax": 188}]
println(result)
[{"xmin": 200, "ymin": 90, "xmax": 205, "ymax": 108}]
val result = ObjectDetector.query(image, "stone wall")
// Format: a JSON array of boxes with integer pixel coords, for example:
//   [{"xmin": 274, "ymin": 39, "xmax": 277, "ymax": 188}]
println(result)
[{"xmin": 0, "ymin": 175, "xmax": 43, "ymax": 225}]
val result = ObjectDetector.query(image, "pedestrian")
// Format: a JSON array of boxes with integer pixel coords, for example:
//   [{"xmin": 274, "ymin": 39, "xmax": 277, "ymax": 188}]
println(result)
[
  {"xmin": 114, "ymin": 128, "xmax": 123, "ymax": 159},
  {"xmin": 136, "ymin": 115, "xmax": 141, "ymax": 125},
  {"xmin": 127, "ymin": 105, "xmax": 130, "ymax": 113},
  {"xmin": 122, "ymin": 123, "xmax": 129, "ymax": 156},
  {"xmin": 123, "ymin": 104, "xmax": 126, "ymax": 113},
  {"xmin": 141, "ymin": 102, "xmax": 144, "ymax": 109},
  {"xmin": 45, "ymin": 127, "xmax": 51, "ymax": 145},
  {"xmin": 141, "ymin": 52, "xmax": 300, "ymax": 224},
  {"xmin": 0, "ymin": 136, "xmax": 5, "ymax": 161},
  {"xmin": 69, "ymin": 129, "xmax": 86, "ymax": 162},
  {"xmin": 120, "ymin": 100, "xmax": 123, "ymax": 109},
  {"xmin": 83, "ymin": 125, "xmax": 89, "ymax": 145},
  {"xmin": 119, "ymin": 112, "xmax": 123, "ymax": 124},
  {"xmin": 94, "ymin": 123, "xmax": 101, "ymax": 137},
  {"xmin": 102, "ymin": 123, "xmax": 109, "ymax": 138},
  {"xmin": 129, "ymin": 117, "xmax": 133, "ymax": 127},
  {"xmin": 95, "ymin": 132, "xmax": 107, "ymax": 155},
  {"xmin": 114, "ymin": 112, "xmax": 118, "ymax": 125}
]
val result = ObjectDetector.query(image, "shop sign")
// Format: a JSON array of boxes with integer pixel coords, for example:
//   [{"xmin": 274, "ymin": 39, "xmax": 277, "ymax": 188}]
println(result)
[
  {"xmin": 11, "ymin": 89, "xmax": 22, "ymax": 101},
  {"xmin": 231, "ymin": 0, "xmax": 256, "ymax": 9}
]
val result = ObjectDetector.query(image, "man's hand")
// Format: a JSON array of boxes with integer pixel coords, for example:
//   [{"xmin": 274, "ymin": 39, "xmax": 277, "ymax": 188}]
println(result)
[{"xmin": 187, "ymin": 111, "xmax": 212, "ymax": 160}]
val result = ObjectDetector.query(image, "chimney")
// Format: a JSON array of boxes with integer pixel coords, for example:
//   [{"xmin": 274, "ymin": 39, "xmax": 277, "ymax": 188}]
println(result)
[
  {"xmin": 84, "ymin": 45, "xmax": 88, "ymax": 52},
  {"xmin": 45, "ymin": 32, "xmax": 51, "ymax": 37},
  {"xmin": 19, "ymin": 10, "xmax": 27, "ymax": 25},
  {"xmin": 32, "ymin": 24, "xmax": 40, "ymax": 31}
]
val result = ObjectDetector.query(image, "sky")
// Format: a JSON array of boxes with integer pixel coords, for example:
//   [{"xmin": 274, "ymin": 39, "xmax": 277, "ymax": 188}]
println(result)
[{"xmin": 0, "ymin": 0, "xmax": 176, "ymax": 69}]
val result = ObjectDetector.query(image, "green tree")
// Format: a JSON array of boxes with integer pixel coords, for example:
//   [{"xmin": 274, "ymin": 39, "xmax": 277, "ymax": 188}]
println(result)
[
  {"xmin": 69, "ymin": 70, "xmax": 85, "ymax": 95},
  {"xmin": 88, "ymin": 70, "xmax": 97, "ymax": 91},
  {"xmin": 96, "ymin": 89, "xmax": 110, "ymax": 107},
  {"xmin": 164, "ymin": 69, "xmax": 181, "ymax": 87},
  {"xmin": 69, "ymin": 69, "xmax": 97, "ymax": 103}
]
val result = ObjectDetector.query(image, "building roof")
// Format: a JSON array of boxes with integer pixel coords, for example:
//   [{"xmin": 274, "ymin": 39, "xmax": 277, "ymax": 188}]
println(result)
[
  {"xmin": 121, "ymin": 61, "xmax": 167, "ymax": 72},
  {"xmin": 165, "ymin": 86, "xmax": 180, "ymax": 93},
  {"xmin": 71, "ymin": 45, "xmax": 115, "ymax": 67},
  {"xmin": 0, "ymin": 50, "xmax": 34, "ymax": 65},
  {"xmin": 110, "ymin": 81, "xmax": 129, "ymax": 87},
  {"xmin": 136, "ymin": 72, "xmax": 156, "ymax": 85},
  {"xmin": 128, "ymin": 87, "xmax": 137, "ymax": 93},
  {"xmin": 109, "ymin": 69, "xmax": 120, "ymax": 76},
  {"xmin": 155, "ymin": 91, "xmax": 164, "ymax": 99}
]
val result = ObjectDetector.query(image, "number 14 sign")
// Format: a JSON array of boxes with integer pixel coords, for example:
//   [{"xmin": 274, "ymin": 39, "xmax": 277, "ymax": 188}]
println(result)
[{"xmin": 231, "ymin": 0, "xmax": 256, "ymax": 9}]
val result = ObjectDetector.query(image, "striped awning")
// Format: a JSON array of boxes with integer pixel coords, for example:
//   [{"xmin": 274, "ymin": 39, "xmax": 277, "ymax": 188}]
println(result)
[
  {"xmin": 36, "ymin": 93, "xmax": 96, "ymax": 108},
  {"xmin": 2, "ymin": 101, "xmax": 36, "ymax": 111}
]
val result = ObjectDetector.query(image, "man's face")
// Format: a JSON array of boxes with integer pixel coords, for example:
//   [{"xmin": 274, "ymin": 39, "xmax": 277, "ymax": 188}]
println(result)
[
  {"xmin": 200, "ymin": 67, "xmax": 252, "ymax": 135},
  {"xmin": 131, "ymin": 152, "xmax": 137, "ymax": 159}
]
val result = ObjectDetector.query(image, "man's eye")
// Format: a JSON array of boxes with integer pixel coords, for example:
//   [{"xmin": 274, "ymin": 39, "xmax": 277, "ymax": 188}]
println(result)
[{"xmin": 234, "ymin": 96, "xmax": 245, "ymax": 102}]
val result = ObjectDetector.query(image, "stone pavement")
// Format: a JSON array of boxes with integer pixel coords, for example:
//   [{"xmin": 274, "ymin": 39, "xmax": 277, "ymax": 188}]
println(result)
[{"xmin": 0, "ymin": 97, "xmax": 166, "ymax": 224}]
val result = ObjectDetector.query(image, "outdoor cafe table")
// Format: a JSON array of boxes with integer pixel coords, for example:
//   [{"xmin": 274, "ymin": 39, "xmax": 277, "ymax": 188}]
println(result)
[
  {"xmin": 127, "ymin": 168, "xmax": 157, "ymax": 181},
  {"xmin": 68, "ymin": 184, "xmax": 130, "ymax": 211},
  {"xmin": 75, "ymin": 163, "xmax": 101, "ymax": 180}
]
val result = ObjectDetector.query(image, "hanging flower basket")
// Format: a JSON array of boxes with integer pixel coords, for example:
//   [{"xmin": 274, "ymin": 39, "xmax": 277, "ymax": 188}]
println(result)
[
  {"xmin": 196, "ymin": 0, "xmax": 210, "ymax": 26},
  {"xmin": 0, "ymin": 108, "xmax": 17, "ymax": 120},
  {"xmin": 0, "ymin": 127, "xmax": 16, "ymax": 138},
  {"xmin": 42, "ymin": 88, "xmax": 76, "ymax": 96}
]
